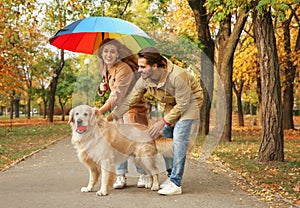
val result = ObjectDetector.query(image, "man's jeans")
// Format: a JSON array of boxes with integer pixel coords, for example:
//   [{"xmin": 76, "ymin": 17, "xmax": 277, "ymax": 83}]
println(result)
[{"xmin": 162, "ymin": 119, "xmax": 199, "ymax": 187}]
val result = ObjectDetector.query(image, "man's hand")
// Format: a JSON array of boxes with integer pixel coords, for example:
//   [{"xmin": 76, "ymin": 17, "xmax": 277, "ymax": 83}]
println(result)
[
  {"xmin": 106, "ymin": 113, "xmax": 115, "ymax": 121},
  {"xmin": 148, "ymin": 119, "xmax": 165, "ymax": 138}
]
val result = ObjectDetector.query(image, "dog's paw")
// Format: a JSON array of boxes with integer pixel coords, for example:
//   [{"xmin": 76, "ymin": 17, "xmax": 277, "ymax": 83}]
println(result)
[
  {"xmin": 151, "ymin": 183, "xmax": 160, "ymax": 191},
  {"xmin": 81, "ymin": 186, "xmax": 92, "ymax": 192},
  {"xmin": 145, "ymin": 182, "xmax": 152, "ymax": 189},
  {"xmin": 96, "ymin": 190, "xmax": 108, "ymax": 196}
]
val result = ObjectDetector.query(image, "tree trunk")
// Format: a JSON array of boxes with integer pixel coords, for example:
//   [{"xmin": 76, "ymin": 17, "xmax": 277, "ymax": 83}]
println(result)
[
  {"xmin": 58, "ymin": 96, "xmax": 65, "ymax": 121},
  {"xmin": 253, "ymin": 9, "xmax": 284, "ymax": 163},
  {"xmin": 282, "ymin": 15, "xmax": 296, "ymax": 129},
  {"xmin": 255, "ymin": 70, "xmax": 262, "ymax": 126},
  {"xmin": 49, "ymin": 78, "xmax": 57, "ymax": 122},
  {"xmin": 43, "ymin": 98, "xmax": 47, "ymax": 119},
  {"xmin": 48, "ymin": 49, "xmax": 64, "ymax": 122},
  {"xmin": 216, "ymin": 15, "xmax": 232, "ymax": 141},
  {"xmin": 26, "ymin": 77, "xmax": 32, "ymax": 119},
  {"xmin": 14, "ymin": 96, "xmax": 20, "ymax": 118},
  {"xmin": 233, "ymin": 81, "xmax": 244, "ymax": 126},
  {"xmin": 27, "ymin": 94, "xmax": 31, "ymax": 119},
  {"xmin": 10, "ymin": 98, "xmax": 14, "ymax": 120},
  {"xmin": 216, "ymin": 9, "xmax": 248, "ymax": 141},
  {"xmin": 188, "ymin": 0, "xmax": 214, "ymax": 135}
]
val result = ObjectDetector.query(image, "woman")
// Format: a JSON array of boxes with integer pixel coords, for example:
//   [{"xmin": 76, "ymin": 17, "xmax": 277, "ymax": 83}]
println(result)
[{"xmin": 97, "ymin": 38, "xmax": 148, "ymax": 189}]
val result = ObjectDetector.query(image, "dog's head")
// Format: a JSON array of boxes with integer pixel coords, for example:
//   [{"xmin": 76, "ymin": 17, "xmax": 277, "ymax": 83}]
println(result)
[{"xmin": 68, "ymin": 105, "xmax": 97, "ymax": 134}]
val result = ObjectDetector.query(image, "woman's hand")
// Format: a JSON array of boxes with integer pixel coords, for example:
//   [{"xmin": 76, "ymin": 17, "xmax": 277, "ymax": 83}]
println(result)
[
  {"xmin": 97, "ymin": 82, "xmax": 108, "ymax": 96},
  {"xmin": 148, "ymin": 119, "xmax": 165, "ymax": 138},
  {"xmin": 99, "ymin": 82, "xmax": 108, "ymax": 91}
]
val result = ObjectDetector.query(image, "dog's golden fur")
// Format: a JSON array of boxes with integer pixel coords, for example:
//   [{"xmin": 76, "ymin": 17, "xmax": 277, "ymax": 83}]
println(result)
[{"xmin": 68, "ymin": 105, "xmax": 174, "ymax": 196}]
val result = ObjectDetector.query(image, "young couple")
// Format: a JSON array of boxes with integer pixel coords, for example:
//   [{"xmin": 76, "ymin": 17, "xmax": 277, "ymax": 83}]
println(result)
[{"xmin": 97, "ymin": 39, "xmax": 203, "ymax": 195}]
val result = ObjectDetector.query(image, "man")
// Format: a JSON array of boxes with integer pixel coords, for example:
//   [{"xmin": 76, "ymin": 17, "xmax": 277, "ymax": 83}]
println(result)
[{"xmin": 107, "ymin": 46, "xmax": 203, "ymax": 195}]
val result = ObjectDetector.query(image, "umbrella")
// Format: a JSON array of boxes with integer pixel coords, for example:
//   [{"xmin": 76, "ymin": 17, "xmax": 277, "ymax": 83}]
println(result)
[{"xmin": 49, "ymin": 16, "xmax": 155, "ymax": 54}]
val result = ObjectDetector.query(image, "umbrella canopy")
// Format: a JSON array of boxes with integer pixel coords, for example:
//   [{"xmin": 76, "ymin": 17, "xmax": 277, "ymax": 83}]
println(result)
[{"xmin": 49, "ymin": 16, "xmax": 155, "ymax": 54}]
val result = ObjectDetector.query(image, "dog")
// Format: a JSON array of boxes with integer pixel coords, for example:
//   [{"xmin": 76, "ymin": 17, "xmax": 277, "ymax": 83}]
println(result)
[{"xmin": 68, "ymin": 105, "xmax": 175, "ymax": 196}]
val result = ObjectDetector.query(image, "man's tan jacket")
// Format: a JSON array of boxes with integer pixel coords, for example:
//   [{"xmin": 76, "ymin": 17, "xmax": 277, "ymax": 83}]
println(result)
[{"xmin": 113, "ymin": 61, "xmax": 203, "ymax": 126}]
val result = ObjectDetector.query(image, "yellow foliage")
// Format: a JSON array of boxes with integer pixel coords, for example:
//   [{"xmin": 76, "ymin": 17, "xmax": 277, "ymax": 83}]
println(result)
[{"xmin": 164, "ymin": 0, "xmax": 197, "ymax": 38}]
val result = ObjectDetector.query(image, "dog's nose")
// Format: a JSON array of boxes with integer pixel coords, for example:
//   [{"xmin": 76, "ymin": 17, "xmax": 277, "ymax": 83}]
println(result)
[{"xmin": 77, "ymin": 119, "xmax": 83, "ymax": 125}]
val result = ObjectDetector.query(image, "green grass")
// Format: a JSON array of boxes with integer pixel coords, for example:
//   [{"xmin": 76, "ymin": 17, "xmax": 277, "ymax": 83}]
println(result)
[{"xmin": 0, "ymin": 123, "xmax": 70, "ymax": 170}]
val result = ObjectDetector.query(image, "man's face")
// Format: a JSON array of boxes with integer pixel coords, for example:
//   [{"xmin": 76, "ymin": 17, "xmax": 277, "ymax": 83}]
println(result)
[{"xmin": 138, "ymin": 57, "xmax": 155, "ymax": 80}]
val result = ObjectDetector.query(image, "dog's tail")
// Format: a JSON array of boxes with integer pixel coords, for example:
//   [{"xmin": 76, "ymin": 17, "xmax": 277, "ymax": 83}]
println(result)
[{"xmin": 154, "ymin": 136, "xmax": 195, "ymax": 158}]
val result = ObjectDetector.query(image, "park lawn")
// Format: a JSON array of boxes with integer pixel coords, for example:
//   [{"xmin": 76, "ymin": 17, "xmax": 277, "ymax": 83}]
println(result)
[
  {"xmin": 193, "ymin": 126, "xmax": 299, "ymax": 205},
  {"xmin": 0, "ymin": 123, "xmax": 70, "ymax": 170}
]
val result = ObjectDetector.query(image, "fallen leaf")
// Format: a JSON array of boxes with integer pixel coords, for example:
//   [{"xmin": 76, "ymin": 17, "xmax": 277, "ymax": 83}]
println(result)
[
  {"xmin": 293, "ymin": 200, "xmax": 300, "ymax": 205},
  {"xmin": 293, "ymin": 183, "xmax": 300, "ymax": 192}
]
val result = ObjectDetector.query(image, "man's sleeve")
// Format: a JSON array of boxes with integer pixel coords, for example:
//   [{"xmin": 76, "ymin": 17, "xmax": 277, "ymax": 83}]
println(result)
[
  {"xmin": 112, "ymin": 78, "xmax": 147, "ymax": 118},
  {"xmin": 163, "ymin": 74, "xmax": 191, "ymax": 125}
]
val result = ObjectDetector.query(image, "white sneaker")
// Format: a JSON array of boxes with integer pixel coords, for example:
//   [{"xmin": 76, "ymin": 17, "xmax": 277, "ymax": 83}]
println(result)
[
  {"xmin": 160, "ymin": 177, "xmax": 171, "ymax": 189},
  {"xmin": 113, "ymin": 175, "xmax": 127, "ymax": 189},
  {"xmin": 158, "ymin": 181, "xmax": 182, "ymax": 195},
  {"xmin": 137, "ymin": 174, "xmax": 146, "ymax": 188}
]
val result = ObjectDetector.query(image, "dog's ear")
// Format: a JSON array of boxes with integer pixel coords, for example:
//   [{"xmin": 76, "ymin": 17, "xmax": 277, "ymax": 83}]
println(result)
[
  {"xmin": 68, "ymin": 109, "xmax": 74, "ymax": 124},
  {"xmin": 89, "ymin": 107, "xmax": 97, "ymax": 126}
]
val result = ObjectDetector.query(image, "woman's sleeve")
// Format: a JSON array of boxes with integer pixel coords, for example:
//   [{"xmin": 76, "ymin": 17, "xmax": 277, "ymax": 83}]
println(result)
[{"xmin": 106, "ymin": 63, "xmax": 135, "ymax": 109}]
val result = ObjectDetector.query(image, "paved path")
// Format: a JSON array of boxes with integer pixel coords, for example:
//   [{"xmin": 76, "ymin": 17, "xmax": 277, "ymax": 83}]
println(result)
[{"xmin": 0, "ymin": 137, "xmax": 270, "ymax": 208}]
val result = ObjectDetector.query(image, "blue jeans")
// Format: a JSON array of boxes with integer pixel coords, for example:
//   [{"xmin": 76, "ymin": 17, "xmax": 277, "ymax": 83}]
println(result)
[
  {"xmin": 161, "ymin": 125, "xmax": 174, "ymax": 175},
  {"xmin": 162, "ymin": 119, "xmax": 199, "ymax": 187},
  {"xmin": 116, "ymin": 160, "xmax": 145, "ymax": 175}
]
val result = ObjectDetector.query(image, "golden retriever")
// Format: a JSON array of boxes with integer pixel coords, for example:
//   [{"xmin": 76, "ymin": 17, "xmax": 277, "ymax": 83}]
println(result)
[{"xmin": 68, "ymin": 105, "xmax": 174, "ymax": 196}]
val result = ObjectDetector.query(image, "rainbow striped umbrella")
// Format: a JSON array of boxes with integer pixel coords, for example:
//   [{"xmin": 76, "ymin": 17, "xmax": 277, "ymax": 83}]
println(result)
[{"xmin": 49, "ymin": 16, "xmax": 155, "ymax": 54}]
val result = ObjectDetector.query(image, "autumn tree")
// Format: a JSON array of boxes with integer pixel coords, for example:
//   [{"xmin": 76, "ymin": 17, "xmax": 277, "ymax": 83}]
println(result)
[
  {"xmin": 163, "ymin": 0, "xmax": 248, "ymax": 138},
  {"xmin": 44, "ymin": 0, "xmax": 97, "ymax": 122},
  {"xmin": 233, "ymin": 33, "xmax": 259, "ymax": 126},
  {"xmin": 43, "ymin": 0, "xmax": 67, "ymax": 122},
  {"xmin": 253, "ymin": 2, "xmax": 284, "ymax": 162},
  {"xmin": 186, "ymin": 0, "xmax": 214, "ymax": 135},
  {"xmin": 205, "ymin": 1, "xmax": 249, "ymax": 141},
  {"xmin": 56, "ymin": 59, "xmax": 77, "ymax": 121},
  {"xmin": 22, "ymin": 31, "xmax": 47, "ymax": 119},
  {"xmin": 0, "ymin": 1, "xmax": 22, "ymax": 104},
  {"xmin": 1, "ymin": 0, "xmax": 44, "ymax": 119},
  {"xmin": 276, "ymin": 4, "xmax": 300, "ymax": 130},
  {"xmin": 32, "ymin": 50, "xmax": 58, "ymax": 118}
]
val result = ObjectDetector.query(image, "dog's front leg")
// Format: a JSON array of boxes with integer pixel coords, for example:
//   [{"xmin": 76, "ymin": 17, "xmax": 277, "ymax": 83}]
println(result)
[
  {"xmin": 96, "ymin": 168, "xmax": 110, "ymax": 196},
  {"xmin": 81, "ymin": 167, "xmax": 100, "ymax": 193},
  {"xmin": 151, "ymin": 174, "xmax": 159, "ymax": 191},
  {"xmin": 145, "ymin": 175, "xmax": 153, "ymax": 189}
]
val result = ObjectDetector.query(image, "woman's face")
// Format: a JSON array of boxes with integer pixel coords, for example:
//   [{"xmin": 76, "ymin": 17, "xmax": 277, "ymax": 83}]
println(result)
[{"xmin": 101, "ymin": 44, "xmax": 119, "ymax": 67}]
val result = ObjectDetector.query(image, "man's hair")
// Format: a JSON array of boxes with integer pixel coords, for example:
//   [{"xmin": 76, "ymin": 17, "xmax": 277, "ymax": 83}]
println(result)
[{"xmin": 138, "ymin": 46, "xmax": 167, "ymax": 68}]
